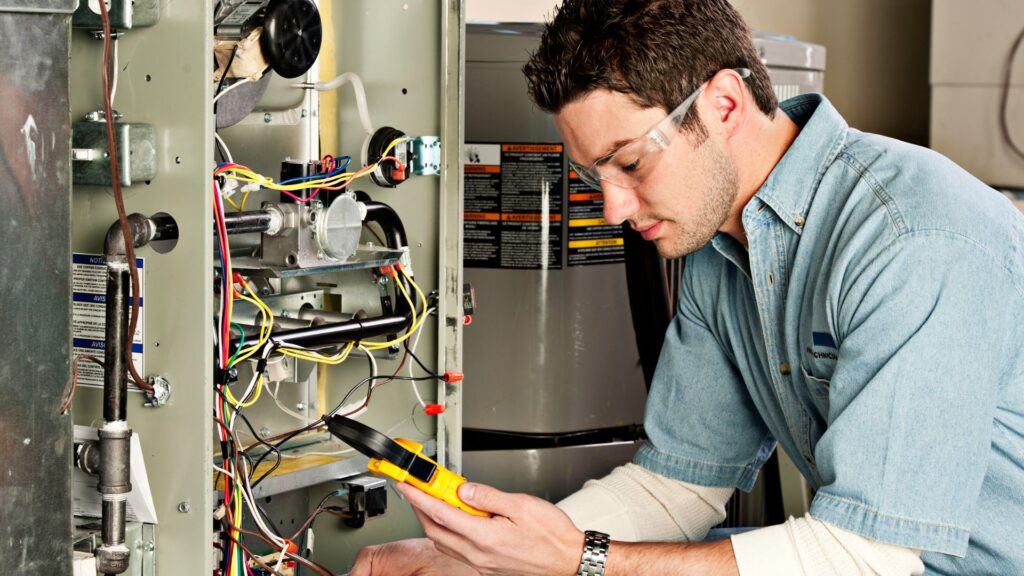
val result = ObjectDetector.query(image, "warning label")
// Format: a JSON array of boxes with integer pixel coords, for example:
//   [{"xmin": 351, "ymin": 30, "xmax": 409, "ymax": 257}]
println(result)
[
  {"xmin": 464, "ymin": 143, "xmax": 564, "ymax": 269},
  {"xmin": 567, "ymin": 171, "xmax": 625, "ymax": 266},
  {"xmin": 72, "ymin": 253, "xmax": 145, "ymax": 390}
]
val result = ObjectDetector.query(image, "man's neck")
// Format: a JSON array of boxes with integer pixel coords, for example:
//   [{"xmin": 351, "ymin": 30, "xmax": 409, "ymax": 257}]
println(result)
[{"xmin": 719, "ymin": 110, "xmax": 801, "ymax": 247}]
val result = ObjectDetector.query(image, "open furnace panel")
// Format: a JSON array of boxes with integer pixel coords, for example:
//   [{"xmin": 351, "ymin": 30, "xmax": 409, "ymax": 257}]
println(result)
[{"xmin": 64, "ymin": 1, "xmax": 464, "ymax": 573}]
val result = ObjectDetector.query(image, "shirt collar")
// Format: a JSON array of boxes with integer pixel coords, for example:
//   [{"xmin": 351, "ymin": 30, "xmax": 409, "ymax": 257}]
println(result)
[{"xmin": 750, "ymin": 94, "xmax": 849, "ymax": 234}]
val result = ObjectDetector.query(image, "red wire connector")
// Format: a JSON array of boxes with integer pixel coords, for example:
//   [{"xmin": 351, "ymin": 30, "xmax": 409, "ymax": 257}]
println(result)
[
  {"xmin": 424, "ymin": 404, "xmax": 445, "ymax": 416},
  {"xmin": 379, "ymin": 265, "xmax": 397, "ymax": 278},
  {"xmin": 441, "ymin": 372, "xmax": 464, "ymax": 383}
]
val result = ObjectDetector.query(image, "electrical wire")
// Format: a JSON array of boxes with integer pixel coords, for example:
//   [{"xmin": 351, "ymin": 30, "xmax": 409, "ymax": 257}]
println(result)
[
  {"xmin": 110, "ymin": 37, "xmax": 119, "ymax": 108},
  {"xmin": 215, "ymin": 132, "xmax": 234, "ymax": 164},
  {"xmin": 1001, "ymin": 24, "xmax": 1024, "ymax": 162},
  {"xmin": 407, "ymin": 307, "xmax": 436, "ymax": 407},
  {"xmin": 212, "ymin": 138, "xmax": 405, "ymax": 205},
  {"xmin": 214, "ymin": 77, "xmax": 254, "ymax": 103},
  {"xmin": 98, "ymin": 1, "xmax": 153, "ymax": 394},
  {"xmin": 58, "ymin": 355, "xmax": 105, "ymax": 414}
]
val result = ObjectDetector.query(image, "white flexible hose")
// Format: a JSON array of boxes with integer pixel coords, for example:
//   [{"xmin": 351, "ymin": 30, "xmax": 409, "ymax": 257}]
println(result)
[{"xmin": 314, "ymin": 72, "xmax": 374, "ymax": 135}]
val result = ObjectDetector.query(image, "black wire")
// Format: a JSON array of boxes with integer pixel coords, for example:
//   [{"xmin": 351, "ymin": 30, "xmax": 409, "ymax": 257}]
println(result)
[
  {"xmin": 403, "ymin": 342, "xmax": 439, "ymax": 379},
  {"xmin": 213, "ymin": 45, "xmax": 239, "ymax": 115},
  {"xmin": 1001, "ymin": 24, "xmax": 1024, "ymax": 162},
  {"xmin": 217, "ymin": 385, "xmax": 283, "ymax": 483}
]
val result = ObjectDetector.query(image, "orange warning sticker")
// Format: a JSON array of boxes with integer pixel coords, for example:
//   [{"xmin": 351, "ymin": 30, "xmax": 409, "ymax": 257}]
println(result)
[
  {"xmin": 501, "ymin": 144, "xmax": 564, "ymax": 153},
  {"xmin": 569, "ymin": 238, "xmax": 625, "ymax": 249},
  {"xmin": 499, "ymin": 213, "xmax": 562, "ymax": 223},
  {"xmin": 465, "ymin": 165, "xmax": 500, "ymax": 174}
]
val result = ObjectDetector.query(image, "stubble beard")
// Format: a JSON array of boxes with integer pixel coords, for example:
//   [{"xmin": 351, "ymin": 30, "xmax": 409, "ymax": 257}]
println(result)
[{"xmin": 656, "ymin": 140, "xmax": 738, "ymax": 259}]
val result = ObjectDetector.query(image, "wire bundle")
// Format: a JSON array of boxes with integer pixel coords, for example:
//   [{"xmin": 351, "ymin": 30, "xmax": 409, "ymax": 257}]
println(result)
[
  {"xmin": 214, "ymin": 137, "xmax": 405, "ymax": 210},
  {"xmin": 211, "ymin": 155, "xmax": 443, "ymax": 573}
]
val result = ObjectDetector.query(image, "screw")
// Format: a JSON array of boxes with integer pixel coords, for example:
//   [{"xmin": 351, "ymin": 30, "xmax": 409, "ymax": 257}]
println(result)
[
  {"xmin": 296, "ymin": 403, "xmax": 306, "ymax": 411},
  {"xmin": 259, "ymin": 426, "xmax": 271, "ymax": 437},
  {"xmin": 264, "ymin": 113, "xmax": 273, "ymax": 123},
  {"xmin": 301, "ymin": 108, "xmax": 308, "ymax": 118},
  {"xmin": 139, "ymin": 541, "xmax": 155, "ymax": 552},
  {"xmin": 178, "ymin": 501, "xmax": 191, "ymax": 513}
]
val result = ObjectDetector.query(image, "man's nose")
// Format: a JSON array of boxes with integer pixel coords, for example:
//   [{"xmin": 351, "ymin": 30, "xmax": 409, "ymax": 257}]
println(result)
[{"xmin": 600, "ymin": 181, "xmax": 638, "ymax": 226}]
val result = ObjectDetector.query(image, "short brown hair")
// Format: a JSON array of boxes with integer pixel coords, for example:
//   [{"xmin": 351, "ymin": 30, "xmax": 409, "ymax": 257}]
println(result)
[{"xmin": 523, "ymin": 0, "xmax": 777, "ymax": 131}]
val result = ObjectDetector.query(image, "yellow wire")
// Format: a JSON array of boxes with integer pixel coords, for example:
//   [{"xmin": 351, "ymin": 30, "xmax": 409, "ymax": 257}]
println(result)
[
  {"xmin": 279, "ymin": 341, "xmax": 356, "ymax": 365},
  {"xmin": 225, "ymin": 196, "xmax": 241, "ymax": 211},
  {"xmin": 363, "ymin": 272, "xmax": 420, "ymax": 350},
  {"xmin": 401, "ymin": 267, "xmax": 429, "ymax": 319},
  {"xmin": 216, "ymin": 138, "xmax": 407, "ymax": 193},
  {"xmin": 238, "ymin": 189, "xmax": 251, "ymax": 212},
  {"xmin": 230, "ymin": 289, "xmax": 274, "ymax": 365},
  {"xmin": 381, "ymin": 136, "xmax": 410, "ymax": 158},
  {"xmin": 224, "ymin": 374, "xmax": 263, "ymax": 408}
]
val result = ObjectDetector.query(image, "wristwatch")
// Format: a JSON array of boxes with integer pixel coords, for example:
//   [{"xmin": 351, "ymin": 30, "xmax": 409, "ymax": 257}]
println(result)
[{"xmin": 576, "ymin": 530, "xmax": 611, "ymax": 576}]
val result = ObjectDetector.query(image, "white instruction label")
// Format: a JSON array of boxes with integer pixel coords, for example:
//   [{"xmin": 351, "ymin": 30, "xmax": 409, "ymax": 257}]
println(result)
[{"xmin": 72, "ymin": 253, "xmax": 145, "ymax": 390}]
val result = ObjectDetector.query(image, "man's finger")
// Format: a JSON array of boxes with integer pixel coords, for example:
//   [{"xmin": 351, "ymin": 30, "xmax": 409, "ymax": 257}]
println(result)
[
  {"xmin": 409, "ymin": 504, "xmax": 475, "ymax": 566},
  {"xmin": 456, "ymin": 483, "xmax": 521, "ymax": 518}
]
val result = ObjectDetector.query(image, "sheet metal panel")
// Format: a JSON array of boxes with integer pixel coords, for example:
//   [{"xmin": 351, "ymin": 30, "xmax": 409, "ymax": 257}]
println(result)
[{"xmin": 0, "ymin": 11, "xmax": 72, "ymax": 575}]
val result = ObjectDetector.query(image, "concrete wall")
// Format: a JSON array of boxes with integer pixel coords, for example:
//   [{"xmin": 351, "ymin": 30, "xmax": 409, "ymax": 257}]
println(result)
[{"xmin": 467, "ymin": 0, "xmax": 933, "ymax": 145}]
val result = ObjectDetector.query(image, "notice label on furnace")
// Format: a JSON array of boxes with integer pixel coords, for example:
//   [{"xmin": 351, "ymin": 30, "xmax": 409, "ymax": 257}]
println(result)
[
  {"xmin": 72, "ymin": 253, "xmax": 145, "ymax": 389},
  {"xmin": 464, "ymin": 143, "xmax": 564, "ymax": 269},
  {"xmin": 567, "ymin": 170, "xmax": 625, "ymax": 266}
]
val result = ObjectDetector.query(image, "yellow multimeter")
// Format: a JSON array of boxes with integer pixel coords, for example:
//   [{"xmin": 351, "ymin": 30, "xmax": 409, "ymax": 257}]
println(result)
[{"xmin": 326, "ymin": 415, "xmax": 490, "ymax": 517}]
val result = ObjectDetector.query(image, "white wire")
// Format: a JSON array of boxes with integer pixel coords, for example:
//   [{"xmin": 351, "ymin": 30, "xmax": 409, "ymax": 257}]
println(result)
[
  {"xmin": 213, "ymin": 464, "xmax": 234, "ymax": 478},
  {"xmin": 228, "ymin": 343, "xmax": 273, "ymax": 431},
  {"xmin": 235, "ymin": 457, "xmax": 287, "ymax": 548},
  {"xmin": 408, "ymin": 307, "xmax": 436, "ymax": 408},
  {"xmin": 324, "ymin": 344, "xmax": 378, "ymax": 420},
  {"xmin": 358, "ymin": 344, "xmax": 378, "ymax": 383},
  {"xmin": 268, "ymin": 379, "xmax": 314, "ymax": 423},
  {"xmin": 214, "ymin": 132, "xmax": 234, "ymax": 164},
  {"xmin": 213, "ymin": 77, "xmax": 254, "ymax": 103},
  {"xmin": 312, "ymin": 72, "xmax": 373, "ymax": 135}
]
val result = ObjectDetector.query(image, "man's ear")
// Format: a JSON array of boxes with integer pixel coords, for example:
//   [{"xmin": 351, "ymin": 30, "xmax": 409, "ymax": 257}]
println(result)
[{"xmin": 703, "ymin": 68, "xmax": 748, "ymax": 139}]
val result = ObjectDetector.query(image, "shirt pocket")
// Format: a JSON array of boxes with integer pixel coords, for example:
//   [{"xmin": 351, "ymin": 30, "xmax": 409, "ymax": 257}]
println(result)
[{"xmin": 800, "ymin": 363, "xmax": 831, "ymax": 401}]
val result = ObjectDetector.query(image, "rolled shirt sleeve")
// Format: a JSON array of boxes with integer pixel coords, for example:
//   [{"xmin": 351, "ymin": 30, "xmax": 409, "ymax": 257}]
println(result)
[
  {"xmin": 810, "ymin": 231, "xmax": 1024, "ymax": 556},
  {"xmin": 635, "ymin": 253, "xmax": 776, "ymax": 492}
]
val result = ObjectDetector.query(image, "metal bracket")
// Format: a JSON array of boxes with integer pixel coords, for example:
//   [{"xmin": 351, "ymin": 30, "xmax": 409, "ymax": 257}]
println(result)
[
  {"xmin": 72, "ymin": 120, "xmax": 158, "ymax": 187},
  {"xmin": 142, "ymin": 376, "xmax": 171, "ymax": 408},
  {"xmin": 411, "ymin": 136, "xmax": 441, "ymax": 176}
]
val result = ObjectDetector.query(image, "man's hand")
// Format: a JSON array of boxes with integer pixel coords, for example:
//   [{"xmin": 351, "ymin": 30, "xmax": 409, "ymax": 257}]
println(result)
[
  {"xmin": 350, "ymin": 537, "xmax": 480, "ymax": 576},
  {"xmin": 397, "ymin": 482, "xmax": 585, "ymax": 576}
]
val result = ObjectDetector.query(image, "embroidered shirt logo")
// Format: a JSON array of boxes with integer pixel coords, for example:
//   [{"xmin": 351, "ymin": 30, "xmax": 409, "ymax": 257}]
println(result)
[{"xmin": 806, "ymin": 331, "xmax": 838, "ymax": 360}]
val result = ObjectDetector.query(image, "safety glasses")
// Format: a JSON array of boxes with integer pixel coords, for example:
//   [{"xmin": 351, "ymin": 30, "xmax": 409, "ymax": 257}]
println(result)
[{"xmin": 569, "ymin": 68, "xmax": 751, "ymax": 191}]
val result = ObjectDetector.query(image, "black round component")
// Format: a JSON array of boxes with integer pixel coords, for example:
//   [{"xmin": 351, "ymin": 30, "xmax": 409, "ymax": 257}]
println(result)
[
  {"xmin": 366, "ymin": 127, "xmax": 410, "ymax": 188},
  {"xmin": 326, "ymin": 415, "xmax": 411, "ymax": 465},
  {"xmin": 261, "ymin": 0, "xmax": 322, "ymax": 79}
]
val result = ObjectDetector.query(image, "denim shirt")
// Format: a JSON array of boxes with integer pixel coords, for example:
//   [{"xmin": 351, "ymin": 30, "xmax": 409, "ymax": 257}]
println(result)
[{"xmin": 635, "ymin": 94, "xmax": 1024, "ymax": 574}]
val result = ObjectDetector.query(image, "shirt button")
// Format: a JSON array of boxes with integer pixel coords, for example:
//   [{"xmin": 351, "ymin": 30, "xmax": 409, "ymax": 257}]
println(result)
[
  {"xmin": 779, "ymin": 362, "xmax": 791, "ymax": 376},
  {"xmin": 794, "ymin": 214, "xmax": 806, "ymax": 227}
]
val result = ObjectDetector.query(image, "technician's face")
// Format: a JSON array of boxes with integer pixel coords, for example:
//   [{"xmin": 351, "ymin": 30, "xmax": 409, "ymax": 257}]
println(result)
[{"xmin": 555, "ymin": 89, "xmax": 738, "ymax": 259}]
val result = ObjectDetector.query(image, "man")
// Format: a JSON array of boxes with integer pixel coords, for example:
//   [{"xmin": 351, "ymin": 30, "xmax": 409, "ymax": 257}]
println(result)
[{"xmin": 352, "ymin": 0, "xmax": 1024, "ymax": 574}]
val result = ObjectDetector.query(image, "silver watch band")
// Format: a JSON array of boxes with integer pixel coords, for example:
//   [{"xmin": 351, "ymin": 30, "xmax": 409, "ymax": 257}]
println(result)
[{"xmin": 577, "ymin": 530, "xmax": 611, "ymax": 576}]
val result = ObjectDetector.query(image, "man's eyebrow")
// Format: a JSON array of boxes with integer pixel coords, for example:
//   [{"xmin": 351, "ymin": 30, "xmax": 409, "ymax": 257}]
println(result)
[{"xmin": 590, "ymin": 138, "xmax": 633, "ymax": 164}]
